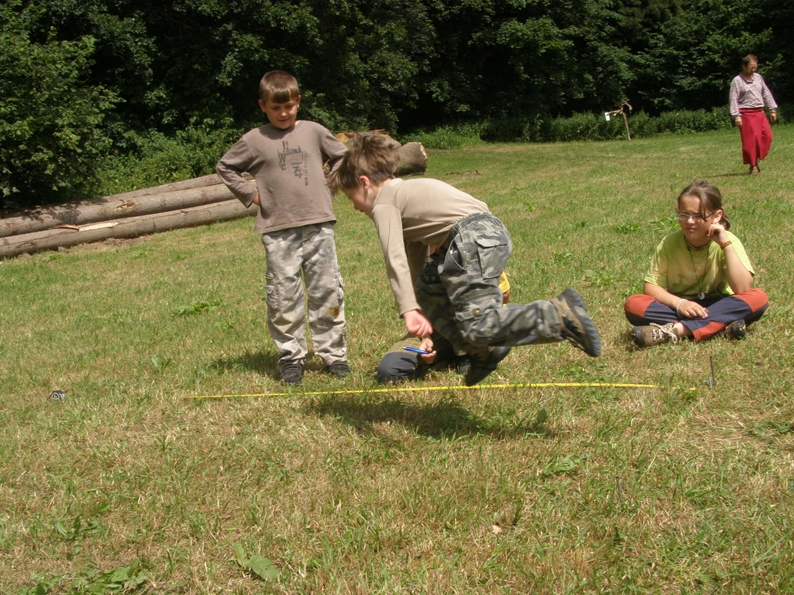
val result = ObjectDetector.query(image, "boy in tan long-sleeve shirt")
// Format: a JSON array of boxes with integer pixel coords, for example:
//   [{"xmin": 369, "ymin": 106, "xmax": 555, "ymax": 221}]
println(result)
[{"xmin": 330, "ymin": 134, "xmax": 602, "ymax": 386}]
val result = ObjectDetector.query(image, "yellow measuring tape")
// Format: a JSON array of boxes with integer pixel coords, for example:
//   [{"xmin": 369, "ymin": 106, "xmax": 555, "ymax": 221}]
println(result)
[{"xmin": 186, "ymin": 381, "xmax": 695, "ymax": 400}]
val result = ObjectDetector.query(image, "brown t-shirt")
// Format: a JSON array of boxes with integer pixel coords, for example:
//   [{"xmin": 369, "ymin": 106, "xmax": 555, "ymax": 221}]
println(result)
[
  {"xmin": 371, "ymin": 178, "xmax": 489, "ymax": 315},
  {"xmin": 216, "ymin": 121, "xmax": 347, "ymax": 234}
]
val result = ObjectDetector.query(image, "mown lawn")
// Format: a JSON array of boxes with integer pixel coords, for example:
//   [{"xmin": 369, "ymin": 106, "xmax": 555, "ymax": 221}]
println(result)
[{"xmin": 1, "ymin": 126, "xmax": 793, "ymax": 594}]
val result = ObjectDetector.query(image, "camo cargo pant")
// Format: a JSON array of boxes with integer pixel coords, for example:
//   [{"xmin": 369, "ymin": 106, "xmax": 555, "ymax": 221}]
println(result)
[
  {"xmin": 261, "ymin": 222, "xmax": 347, "ymax": 366},
  {"xmin": 415, "ymin": 212, "xmax": 563, "ymax": 353}
]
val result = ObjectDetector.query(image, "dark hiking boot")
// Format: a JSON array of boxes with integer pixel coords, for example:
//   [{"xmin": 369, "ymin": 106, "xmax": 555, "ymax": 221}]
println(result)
[
  {"xmin": 280, "ymin": 362, "xmax": 303, "ymax": 385},
  {"xmin": 551, "ymin": 288, "xmax": 602, "ymax": 357},
  {"xmin": 326, "ymin": 362, "xmax": 352, "ymax": 378}
]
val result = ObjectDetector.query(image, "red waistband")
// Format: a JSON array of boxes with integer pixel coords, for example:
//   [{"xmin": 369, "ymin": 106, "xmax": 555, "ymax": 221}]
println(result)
[{"xmin": 739, "ymin": 108, "xmax": 764, "ymax": 113}]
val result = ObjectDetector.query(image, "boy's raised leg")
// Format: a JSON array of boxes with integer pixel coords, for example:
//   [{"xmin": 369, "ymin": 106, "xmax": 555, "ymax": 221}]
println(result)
[{"xmin": 551, "ymin": 288, "xmax": 602, "ymax": 357}]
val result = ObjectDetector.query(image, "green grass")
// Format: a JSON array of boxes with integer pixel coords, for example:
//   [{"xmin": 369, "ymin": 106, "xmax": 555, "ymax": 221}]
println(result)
[{"xmin": 2, "ymin": 127, "xmax": 794, "ymax": 594}]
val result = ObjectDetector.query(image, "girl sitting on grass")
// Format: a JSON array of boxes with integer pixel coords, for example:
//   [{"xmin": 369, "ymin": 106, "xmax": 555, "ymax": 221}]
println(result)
[{"xmin": 624, "ymin": 179, "xmax": 768, "ymax": 347}]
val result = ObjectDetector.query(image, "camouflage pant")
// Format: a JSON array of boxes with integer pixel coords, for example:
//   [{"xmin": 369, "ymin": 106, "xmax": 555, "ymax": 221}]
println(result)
[
  {"xmin": 415, "ymin": 212, "xmax": 562, "ymax": 354},
  {"xmin": 261, "ymin": 222, "xmax": 346, "ymax": 366}
]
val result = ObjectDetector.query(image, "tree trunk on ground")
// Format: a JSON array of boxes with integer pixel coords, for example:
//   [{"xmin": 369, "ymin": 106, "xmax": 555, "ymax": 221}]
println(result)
[
  {"xmin": 0, "ymin": 181, "xmax": 253, "ymax": 238},
  {"xmin": 395, "ymin": 142, "xmax": 428, "ymax": 177},
  {"xmin": 0, "ymin": 199, "xmax": 257, "ymax": 259}
]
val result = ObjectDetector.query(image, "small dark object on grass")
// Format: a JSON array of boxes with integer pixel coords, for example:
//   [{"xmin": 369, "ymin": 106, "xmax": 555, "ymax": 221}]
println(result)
[{"xmin": 49, "ymin": 390, "xmax": 66, "ymax": 402}]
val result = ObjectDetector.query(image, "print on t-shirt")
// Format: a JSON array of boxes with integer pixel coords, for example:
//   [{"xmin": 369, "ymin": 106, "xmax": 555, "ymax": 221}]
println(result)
[{"xmin": 278, "ymin": 141, "xmax": 309, "ymax": 186}]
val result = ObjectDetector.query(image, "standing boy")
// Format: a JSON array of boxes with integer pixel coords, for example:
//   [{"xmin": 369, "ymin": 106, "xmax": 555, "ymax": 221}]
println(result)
[
  {"xmin": 330, "ymin": 135, "xmax": 601, "ymax": 386},
  {"xmin": 217, "ymin": 70, "xmax": 349, "ymax": 385}
]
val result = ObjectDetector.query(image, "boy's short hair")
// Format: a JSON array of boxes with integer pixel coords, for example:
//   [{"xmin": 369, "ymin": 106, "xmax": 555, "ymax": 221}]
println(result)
[
  {"xmin": 330, "ymin": 134, "xmax": 399, "ymax": 191},
  {"xmin": 259, "ymin": 70, "xmax": 300, "ymax": 103}
]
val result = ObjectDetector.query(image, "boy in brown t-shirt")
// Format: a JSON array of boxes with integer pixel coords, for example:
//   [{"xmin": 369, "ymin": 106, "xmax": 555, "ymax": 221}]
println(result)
[{"xmin": 217, "ymin": 71, "xmax": 349, "ymax": 385}]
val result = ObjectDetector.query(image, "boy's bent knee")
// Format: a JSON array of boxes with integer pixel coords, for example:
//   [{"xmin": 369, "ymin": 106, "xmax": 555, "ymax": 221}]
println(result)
[{"xmin": 375, "ymin": 352, "xmax": 420, "ymax": 383}]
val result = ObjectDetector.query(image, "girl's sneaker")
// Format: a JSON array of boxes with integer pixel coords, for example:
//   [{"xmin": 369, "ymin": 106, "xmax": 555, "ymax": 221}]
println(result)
[
  {"xmin": 717, "ymin": 319, "xmax": 747, "ymax": 340},
  {"xmin": 632, "ymin": 323, "xmax": 679, "ymax": 348}
]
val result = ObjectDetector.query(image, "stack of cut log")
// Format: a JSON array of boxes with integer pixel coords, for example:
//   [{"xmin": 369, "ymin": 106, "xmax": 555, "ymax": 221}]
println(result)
[
  {"xmin": 0, "ymin": 136, "xmax": 427, "ymax": 259},
  {"xmin": 336, "ymin": 130, "xmax": 428, "ymax": 178},
  {"xmin": 0, "ymin": 175, "xmax": 257, "ymax": 259}
]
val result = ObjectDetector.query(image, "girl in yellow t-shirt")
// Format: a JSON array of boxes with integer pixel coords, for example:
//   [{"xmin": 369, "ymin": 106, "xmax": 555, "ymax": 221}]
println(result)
[{"xmin": 624, "ymin": 180, "xmax": 768, "ymax": 347}]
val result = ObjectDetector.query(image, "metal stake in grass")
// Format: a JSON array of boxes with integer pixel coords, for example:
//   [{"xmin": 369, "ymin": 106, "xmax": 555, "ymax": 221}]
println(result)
[{"xmin": 709, "ymin": 355, "xmax": 716, "ymax": 389}]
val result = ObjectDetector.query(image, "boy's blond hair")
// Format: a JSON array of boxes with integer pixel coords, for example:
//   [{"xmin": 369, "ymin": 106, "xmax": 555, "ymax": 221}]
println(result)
[
  {"xmin": 330, "ymin": 134, "xmax": 399, "ymax": 191},
  {"xmin": 259, "ymin": 70, "xmax": 300, "ymax": 103}
]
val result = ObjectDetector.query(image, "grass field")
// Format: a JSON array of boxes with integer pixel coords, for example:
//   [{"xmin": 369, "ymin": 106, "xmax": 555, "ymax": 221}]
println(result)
[{"xmin": 1, "ymin": 127, "xmax": 793, "ymax": 594}]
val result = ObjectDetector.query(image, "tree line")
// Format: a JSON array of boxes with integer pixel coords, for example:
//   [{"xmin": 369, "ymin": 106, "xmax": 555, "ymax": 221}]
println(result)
[{"xmin": 1, "ymin": 0, "xmax": 790, "ymax": 208}]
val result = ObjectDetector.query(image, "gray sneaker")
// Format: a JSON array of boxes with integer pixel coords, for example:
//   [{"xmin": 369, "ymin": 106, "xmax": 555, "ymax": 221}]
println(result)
[
  {"xmin": 632, "ymin": 323, "xmax": 679, "ymax": 348},
  {"xmin": 551, "ymin": 288, "xmax": 602, "ymax": 357}
]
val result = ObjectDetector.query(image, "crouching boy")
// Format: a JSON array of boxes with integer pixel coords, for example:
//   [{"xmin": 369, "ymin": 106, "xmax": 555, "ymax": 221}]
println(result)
[{"xmin": 329, "ymin": 135, "xmax": 601, "ymax": 386}]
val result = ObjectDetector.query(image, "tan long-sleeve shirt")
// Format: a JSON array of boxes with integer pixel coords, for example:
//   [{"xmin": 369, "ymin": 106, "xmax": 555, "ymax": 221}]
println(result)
[{"xmin": 370, "ymin": 178, "xmax": 489, "ymax": 315}]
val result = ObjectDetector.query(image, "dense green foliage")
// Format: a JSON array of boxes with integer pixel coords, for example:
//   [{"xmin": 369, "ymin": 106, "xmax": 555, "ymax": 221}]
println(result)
[
  {"xmin": 0, "ymin": 2, "xmax": 118, "ymax": 207},
  {"xmin": 1, "ymin": 0, "xmax": 791, "ymax": 208}
]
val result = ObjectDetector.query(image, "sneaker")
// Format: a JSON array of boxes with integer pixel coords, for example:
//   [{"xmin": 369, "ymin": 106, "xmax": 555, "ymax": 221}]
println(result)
[
  {"xmin": 631, "ymin": 323, "xmax": 679, "ymax": 348},
  {"xmin": 551, "ymin": 288, "xmax": 602, "ymax": 357},
  {"xmin": 280, "ymin": 362, "xmax": 303, "ymax": 385},
  {"xmin": 326, "ymin": 362, "xmax": 351, "ymax": 378},
  {"xmin": 463, "ymin": 346, "xmax": 511, "ymax": 386},
  {"xmin": 717, "ymin": 319, "xmax": 747, "ymax": 340}
]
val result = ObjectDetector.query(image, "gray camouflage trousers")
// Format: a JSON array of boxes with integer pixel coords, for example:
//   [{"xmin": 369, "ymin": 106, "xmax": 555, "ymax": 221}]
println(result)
[
  {"xmin": 415, "ymin": 212, "xmax": 562, "ymax": 354},
  {"xmin": 261, "ymin": 222, "xmax": 347, "ymax": 366}
]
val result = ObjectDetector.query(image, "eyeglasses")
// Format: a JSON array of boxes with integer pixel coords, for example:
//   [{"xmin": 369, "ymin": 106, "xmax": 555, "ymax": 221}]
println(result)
[{"xmin": 676, "ymin": 212, "xmax": 713, "ymax": 222}]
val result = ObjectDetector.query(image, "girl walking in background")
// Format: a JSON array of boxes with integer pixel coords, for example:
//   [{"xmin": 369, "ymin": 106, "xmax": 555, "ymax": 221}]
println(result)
[{"xmin": 729, "ymin": 54, "xmax": 778, "ymax": 174}]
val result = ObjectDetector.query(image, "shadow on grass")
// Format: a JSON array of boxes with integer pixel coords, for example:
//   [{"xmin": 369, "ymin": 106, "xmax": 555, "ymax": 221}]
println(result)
[
  {"xmin": 704, "ymin": 171, "xmax": 754, "ymax": 178},
  {"xmin": 209, "ymin": 350, "xmax": 341, "ymax": 382},
  {"xmin": 303, "ymin": 393, "xmax": 553, "ymax": 441},
  {"xmin": 210, "ymin": 349, "xmax": 281, "ymax": 380}
]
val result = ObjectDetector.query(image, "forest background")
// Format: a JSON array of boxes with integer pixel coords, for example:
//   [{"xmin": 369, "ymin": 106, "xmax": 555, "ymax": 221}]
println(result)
[{"xmin": 1, "ymin": 0, "xmax": 792, "ymax": 210}]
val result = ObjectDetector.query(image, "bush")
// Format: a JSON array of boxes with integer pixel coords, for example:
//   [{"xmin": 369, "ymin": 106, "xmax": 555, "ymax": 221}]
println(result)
[
  {"xmin": 0, "ymin": 3, "xmax": 118, "ymax": 210},
  {"xmin": 408, "ymin": 107, "xmax": 740, "ymax": 146},
  {"xmin": 96, "ymin": 119, "xmax": 243, "ymax": 195},
  {"xmin": 401, "ymin": 123, "xmax": 484, "ymax": 150}
]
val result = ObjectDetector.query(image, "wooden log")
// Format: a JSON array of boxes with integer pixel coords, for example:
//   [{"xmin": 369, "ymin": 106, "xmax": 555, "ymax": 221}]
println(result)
[
  {"xmin": 335, "ymin": 131, "xmax": 426, "ymax": 176},
  {"xmin": 0, "ymin": 181, "xmax": 254, "ymax": 238},
  {"xmin": 395, "ymin": 142, "xmax": 428, "ymax": 177},
  {"xmin": 0, "ymin": 199, "xmax": 257, "ymax": 259},
  {"xmin": 100, "ymin": 173, "xmax": 223, "ymax": 200},
  {"xmin": 336, "ymin": 130, "xmax": 402, "ymax": 150}
]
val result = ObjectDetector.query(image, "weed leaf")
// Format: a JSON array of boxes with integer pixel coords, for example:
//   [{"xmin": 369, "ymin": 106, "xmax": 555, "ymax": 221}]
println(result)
[
  {"xmin": 233, "ymin": 541, "xmax": 247, "ymax": 568},
  {"xmin": 247, "ymin": 555, "xmax": 279, "ymax": 580}
]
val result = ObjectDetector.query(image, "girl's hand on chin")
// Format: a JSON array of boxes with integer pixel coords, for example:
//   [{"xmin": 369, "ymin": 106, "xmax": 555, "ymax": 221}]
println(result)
[{"xmin": 707, "ymin": 222, "xmax": 727, "ymax": 243}]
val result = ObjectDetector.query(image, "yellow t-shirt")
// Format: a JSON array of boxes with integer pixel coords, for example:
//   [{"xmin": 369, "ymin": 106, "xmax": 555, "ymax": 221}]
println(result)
[{"xmin": 643, "ymin": 230, "xmax": 754, "ymax": 299}]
